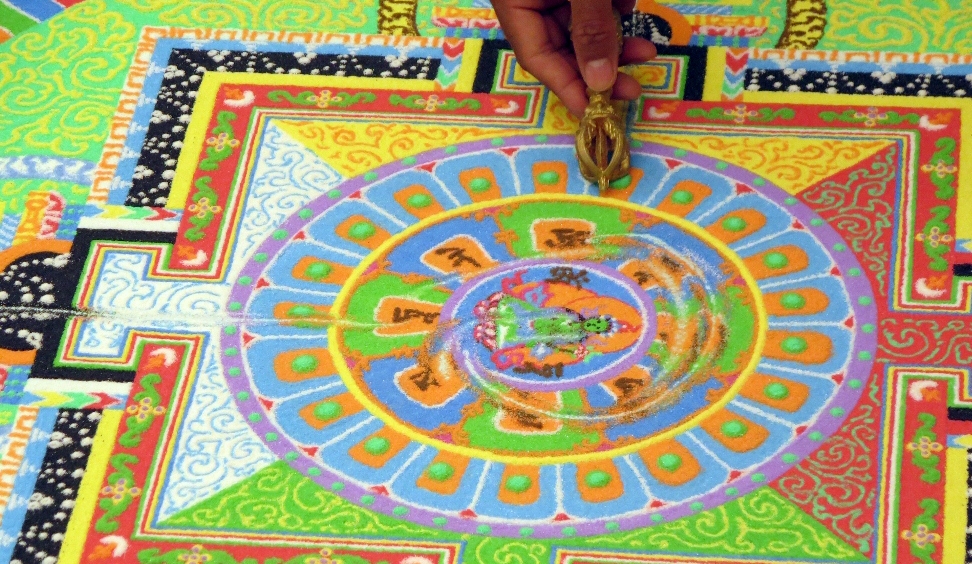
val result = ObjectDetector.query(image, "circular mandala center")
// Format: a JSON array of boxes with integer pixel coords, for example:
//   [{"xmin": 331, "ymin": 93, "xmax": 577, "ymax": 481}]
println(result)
[{"xmin": 443, "ymin": 259, "xmax": 656, "ymax": 392}]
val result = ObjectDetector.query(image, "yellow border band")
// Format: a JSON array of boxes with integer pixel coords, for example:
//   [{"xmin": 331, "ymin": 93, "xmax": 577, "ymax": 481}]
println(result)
[
  {"xmin": 328, "ymin": 193, "xmax": 767, "ymax": 465},
  {"xmin": 59, "ymin": 409, "xmax": 123, "ymax": 564},
  {"xmin": 703, "ymin": 46, "xmax": 727, "ymax": 102},
  {"xmin": 943, "ymin": 446, "xmax": 969, "ymax": 564}
]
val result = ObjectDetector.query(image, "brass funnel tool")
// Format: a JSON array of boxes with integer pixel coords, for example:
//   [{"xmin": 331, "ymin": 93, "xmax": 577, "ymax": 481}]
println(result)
[{"xmin": 574, "ymin": 9, "xmax": 631, "ymax": 192}]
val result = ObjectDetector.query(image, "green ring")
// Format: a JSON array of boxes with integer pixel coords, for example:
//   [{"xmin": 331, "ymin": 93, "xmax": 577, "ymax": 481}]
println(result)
[{"xmin": 364, "ymin": 437, "xmax": 390, "ymax": 455}]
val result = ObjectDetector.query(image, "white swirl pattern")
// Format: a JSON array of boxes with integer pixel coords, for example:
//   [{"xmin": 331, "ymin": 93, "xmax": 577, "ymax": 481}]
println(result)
[{"xmin": 229, "ymin": 121, "xmax": 341, "ymax": 279}]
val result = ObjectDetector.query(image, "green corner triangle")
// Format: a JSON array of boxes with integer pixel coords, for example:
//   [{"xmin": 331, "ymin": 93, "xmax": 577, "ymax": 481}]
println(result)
[{"xmin": 160, "ymin": 463, "xmax": 866, "ymax": 563}]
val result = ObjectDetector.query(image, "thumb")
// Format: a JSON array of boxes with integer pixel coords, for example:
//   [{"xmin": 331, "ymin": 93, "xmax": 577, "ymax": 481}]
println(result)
[{"xmin": 570, "ymin": 0, "xmax": 621, "ymax": 92}]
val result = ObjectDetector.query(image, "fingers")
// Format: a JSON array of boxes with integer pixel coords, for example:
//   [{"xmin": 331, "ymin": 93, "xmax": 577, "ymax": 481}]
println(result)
[
  {"xmin": 614, "ymin": 0, "xmax": 637, "ymax": 14},
  {"xmin": 569, "ymin": 0, "xmax": 621, "ymax": 91},
  {"xmin": 613, "ymin": 71, "xmax": 642, "ymax": 100},
  {"xmin": 620, "ymin": 36, "xmax": 656, "ymax": 65},
  {"xmin": 496, "ymin": 4, "xmax": 590, "ymax": 116}
]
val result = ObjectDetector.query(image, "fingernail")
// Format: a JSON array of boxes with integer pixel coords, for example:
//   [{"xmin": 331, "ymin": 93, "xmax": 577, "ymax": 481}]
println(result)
[{"xmin": 583, "ymin": 58, "xmax": 616, "ymax": 91}]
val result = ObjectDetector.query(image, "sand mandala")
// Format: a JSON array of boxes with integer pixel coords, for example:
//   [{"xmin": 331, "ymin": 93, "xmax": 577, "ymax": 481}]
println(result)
[{"xmin": 220, "ymin": 136, "xmax": 877, "ymax": 538}]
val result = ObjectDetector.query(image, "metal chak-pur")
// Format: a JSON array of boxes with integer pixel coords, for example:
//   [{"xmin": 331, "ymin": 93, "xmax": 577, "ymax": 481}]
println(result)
[{"xmin": 574, "ymin": 9, "xmax": 631, "ymax": 192}]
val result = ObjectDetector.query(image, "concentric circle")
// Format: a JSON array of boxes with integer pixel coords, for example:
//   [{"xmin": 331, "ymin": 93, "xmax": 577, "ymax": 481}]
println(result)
[{"xmin": 223, "ymin": 136, "xmax": 877, "ymax": 538}]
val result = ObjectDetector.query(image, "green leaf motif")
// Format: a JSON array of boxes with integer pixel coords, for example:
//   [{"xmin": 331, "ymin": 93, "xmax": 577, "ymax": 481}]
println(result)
[
  {"xmin": 389, "ymin": 94, "xmax": 480, "ymax": 111},
  {"xmin": 184, "ymin": 177, "xmax": 220, "ymax": 242},
  {"xmin": 266, "ymin": 90, "xmax": 375, "ymax": 108},
  {"xmin": 925, "ymin": 137, "xmax": 957, "ymax": 199},
  {"xmin": 199, "ymin": 111, "xmax": 239, "ymax": 171},
  {"xmin": 917, "ymin": 205, "xmax": 952, "ymax": 273},
  {"xmin": 909, "ymin": 412, "xmax": 942, "ymax": 484},
  {"xmin": 904, "ymin": 498, "xmax": 941, "ymax": 564},
  {"xmin": 137, "ymin": 547, "xmax": 389, "ymax": 564},
  {"xmin": 95, "ymin": 453, "xmax": 140, "ymax": 534},
  {"xmin": 685, "ymin": 107, "xmax": 794, "ymax": 122},
  {"xmin": 819, "ymin": 109, "xmax": 920, "ymax": 126},
  {"xmin": 118, "ymin": 372, "xmax": 165, "ymax": 449}
]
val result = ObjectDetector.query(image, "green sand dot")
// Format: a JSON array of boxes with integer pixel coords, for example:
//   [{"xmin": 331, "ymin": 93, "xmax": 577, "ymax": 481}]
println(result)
[
  {"xmin": 751, "ymin": 473, "xmax": 766, "ymax": 482},
  {"xmin": 360, "ymin": 495, "xmax": 375, "ymax": 505},
  {"xmin": 858, "ymin": 351, "xmax": 873, "ymax": 361},
  {"xmin": 631, "ymin": 140, "xmax": 643, "ymax": 148},
  {"xmin": 862, "ymin": 323, "xmax": 875, "ymax": 333},
  {"xmin": 363, "ymin": 172, "xmax": 378, "ymax": 181},
  {"xmin": 764, "ymin": 382, "xmax": 790, "ymax": 400},
  {"xmin": 858, "ymin": 296, "xmax": 872, "ymax": 306},
  {"xmin": 671, "ymin": 190, "xmax": 694, "ymax": 204},
  {"xmin": 427, "ymin": 462, "xmax": 454, "ymax": 481},
  {"xmin": 299, "ymin": 208, "xmax": 313, "ymax": 219},
  {"xmin": 609, "ymin": 174, "xmax": 632, "ymax": 189},
  {"xmin": 313, "ymin": 401, "xmax": 342, "ymax": 421},
  {"xmin": 433, "ymin": 517, "xmax": 448, "ymax": 526},
  {"xmin": 830, "ymin": 407, "xmax": 846, "ymax": 417},
  {"xmin": 505, "ymin": 475, "xmax": 532, "ymax": 493},
  {"xmin": 224, "ymin": 347, "xmax": 238, "ymax": 357},
  {"xmin": 753, "ymin": 178, "xmax": 766, "ymax": 186},
  {"xmin": 253, "ymin": 252, "xmax": 268, "ymax": 262},
  {"xmin": 848, "ymin": 268, "xmax": 861, "ymax": 276},
  {"xmin": 444, "ymin": 145, "xmax": 458, "ymax": 154},
  {"xmin": 834, "ymin": 243, "xmax": 847, "ymax": 251},
  {"xmin": 248, "ymin": 413, "xmax": 261, "ymax": 422},
  {"xmin": 402, "ymin": 156, "xmax": 417, "ymax": 165},
  {"xmin": 781, "ymin": 336, "xmax": 808, "ymax": 354},
  {"xmin": 650, "ymin": 514, "xmax": 664, "ymax": 523},
  {"xmin": 327, "ymin": 189, "xmax": 342, "ymax": 199},
  {"xmin": 690, "ymin": 501, "xmax": 704, "ymax": 511},
  {"xmin": 287, "ymin": 305, "xmax": 315, "ymax": 318},
  {"xmin": 330, "ymin": 481, "xmax": 344, "ymax": 491},
  {"xmin": 562, "ymin": 527, "xmax": 576, "ymax": 537},
  {"xmin": 657, "ymin": 453, "xmax": 682, "ymax": 472},
  {"xmin": 291, "ymin": 354, "xmax": 319, "ymax": 374},
  {"xmin": 227, "ymin": 367, "xmax": 241, "ymax": 377},
  {"xmin": 237, "ymin": 276, "xmax": 252, "ymax": 285},
  {"xmin": 715, "ymin": 161, "xmax": 728, "ymax": 170},
  {"xmin": 491, "ymin": 138, "xmax": 505, "ymax": 146},
  {"xmin": 536, "ymin": 171, "xmax": 560, "ymax": 185},
  {"xmin": 236, "ymin": 392, "xmax": 249, "ymax": 401},
  {"xmin": 848, "ymin": 379, "xmax": 862, "ymax": 389},
  {"xmin": 304, "ymin": 262, "xmax": 332, "ymax": 280},
  {"xmin": 809, "ymin": 430, "xmax": 824, "ymax": 441},
  {"xmin": 721, "ymin": 420, "xmax": 748, "ymax": 438},
  {"xmin": 364, "ymin": 437, "xmax": 390, "ymax": 455},
  {"xmin": 272, "ymin": 229, "xmax": 288, "ymax": 240},
  {"xmin": 228, "ymin": 301, "xmax": 242, "ymax": 311},
  {"xmin": 535, "ymin": 134, "xmax": 549, "ymax": 142},
  {"xmin": 781, "ymin": 453, "xmax": 798, "ymax": 464},
  {"xmin": 407, "ymin": 193, "xmax": 433, "ymax": 208},
  {"xmin": 785, "ymin": 197, "xmax": 798, "ymax": 205},
  {"xmin": 308, "ymin": 468, "xmax": 322, "ymax": 476},
  {"xmin": 810, "ymin": 218, "xmax": 824, "ymax": 226},
  {"xmin": 725, "ymin": 487, "xmax": 738, "ymax": 496},
  {"xmin": 605, "ymin": 522, "xmax": 619, "ymax": 531},
  {"xmin": 348, "ymin": 221, "xmax": 376, "ymax": 240},
  {"xmin": 721, "ymin": 216, "xmax": 747, "ymax": 232},
  {"xmin": 284, "ymin": 451, "xmax": 298, "ymax": 461},
  {"xmin": 585, "ymin": 470, "xmax": 612, "ymax": 488},
  {"xmin": 468, "ymin": 177, "xmax": 492, "ymax": 192},
  {"xmin": 520, "ymin": 527, "xmax": 534, "ymax": 537},
  {"xmin": 477, "ymin": 524, "xmax": 491, "ymax": 534},
  {"xmin": 780, "ymin": 292, "xmax": 806, "ymax": 309},
  {"xmin": 393, "ymin": 506, "xmax": 408, "ymax": 516},
  {"xmin": 763, "ymin": 252, "xmax": 790, "ymax": 269},
  {"xmin": 265, "ymin": 432, "xmax": 279, "ymax": 442},
  {"xmin": 224, "ymin": 326, "xmax": 237, "ymax": 335},
  {"xmin": 673, "ymin": 149, "xmax": 687, "ymax": 157}
]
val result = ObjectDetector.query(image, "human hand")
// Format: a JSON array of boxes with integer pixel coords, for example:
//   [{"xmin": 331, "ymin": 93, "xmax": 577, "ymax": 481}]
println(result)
[{"xmin": 491, "ymin": 0, "xmax": 657, "ymax": 117}]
